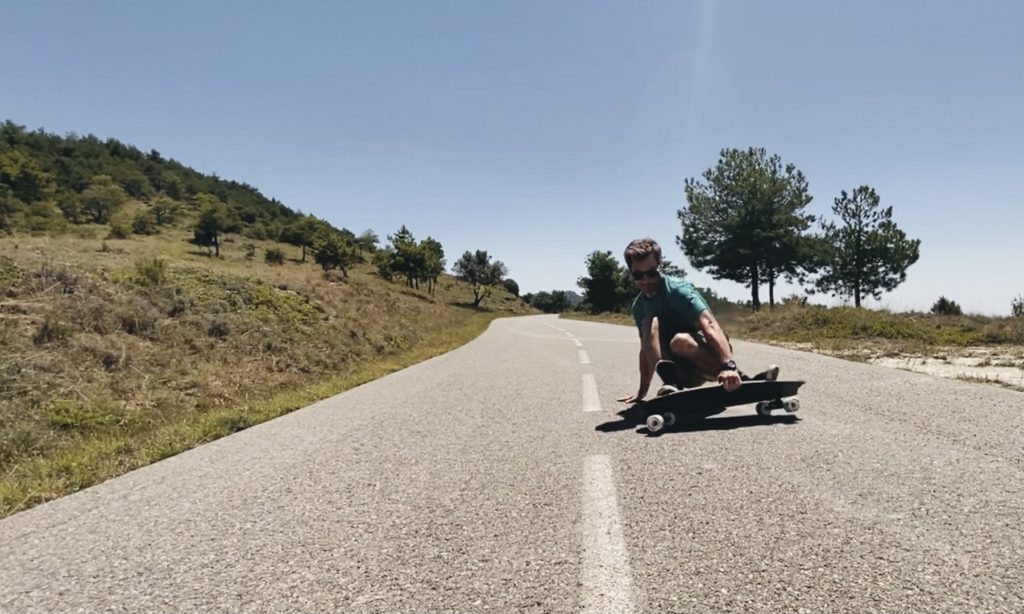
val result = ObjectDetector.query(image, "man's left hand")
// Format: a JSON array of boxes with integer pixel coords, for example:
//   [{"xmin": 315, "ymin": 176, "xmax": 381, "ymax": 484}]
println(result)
[{"xmin": 717, "ymin": 369, "xmax": 742, "ymax": 392}]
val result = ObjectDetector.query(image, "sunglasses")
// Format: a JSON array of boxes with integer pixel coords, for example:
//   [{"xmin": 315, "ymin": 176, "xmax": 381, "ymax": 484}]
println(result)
[{"xmin": 631, "ymin": 267, "xmax": 660, "ymax": 281}]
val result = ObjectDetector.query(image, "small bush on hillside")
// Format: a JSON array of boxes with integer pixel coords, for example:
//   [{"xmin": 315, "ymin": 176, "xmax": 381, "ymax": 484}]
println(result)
[
  {"xmin": 132, "ymin": 210, "xmax": 158, "ymax": 235},
  {"xmin": 30, "ymin": 262, "xmax": 79, "ymax": 295},
  {"xmin": 265, "ymin": 248, "xmax": 285, "ymax": 265},
  {"xmin": 33, "ymin": 317, "xmax": 69, "ymax": 345},
  {"xmin": 0, "ymin": 425, "xmax": 42, "ymax": 464},
  {"xmin": 75, "ymin": 334, "xmax": 130, "ymax": 371},
  {"xmin": 931, "ymin": 296, "xmax": 963, "ymax": 316},
  {"xmin": 117, "ymin": 300, "xmax": 160, "ymax": 336},
  {"xmin": 169, "ymin": 291, "xmax": 191, "ymax": 317},
  {"xmin": 107, "ymin": 216, "xmax": 132, "ymax": 239},
  {"xmin": 43, "ymin": 398, "xmax": 124, "ymax": 432},
  {"xmin": 25, "ymin": 202, "xmax": 67, "ymax": 234},
  {"xmin": 0, "ymin": 256, "xmax": 23, "ymax": 295},
  {"xmin": 1012, "ymin": 294, "xmax": 1024, "ymax": 318},
  {"xmin": 208, "ymin": 317, "xmax": 230, "ymax": 338},
  {"xmin": 134, "ymin": 257, "xmax": 168, "ymax": 287}
]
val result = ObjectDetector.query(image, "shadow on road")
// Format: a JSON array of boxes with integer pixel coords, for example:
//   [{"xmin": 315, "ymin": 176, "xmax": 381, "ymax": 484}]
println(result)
[{"xmin": 595, "ymin": 404, "xmax": 800, "ymax": 436}]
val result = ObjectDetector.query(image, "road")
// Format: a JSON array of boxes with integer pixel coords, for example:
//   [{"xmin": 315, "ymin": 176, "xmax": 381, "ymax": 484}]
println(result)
[{"xmin": 1, "ymin": 314, "xmax": 1021, "ymax": 613}]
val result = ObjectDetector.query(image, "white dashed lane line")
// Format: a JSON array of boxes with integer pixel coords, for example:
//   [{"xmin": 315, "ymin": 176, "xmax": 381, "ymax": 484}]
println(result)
[
  {"xmin": 581, "ymin": 374, "xmax": 601, "ymax": 412},
  {"xmin": 565, "ymin": 325, "xmax": 635, "ymax": 613},
  {"xmin": 581, "ymin": 455, "xmax": 636, "ymax": 614}
]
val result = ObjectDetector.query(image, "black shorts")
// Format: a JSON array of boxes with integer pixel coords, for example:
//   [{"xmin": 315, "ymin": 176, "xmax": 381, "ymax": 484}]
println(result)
[{"xmin": 659, "ymin": 329, "xmax": 733, "ymax": 388}]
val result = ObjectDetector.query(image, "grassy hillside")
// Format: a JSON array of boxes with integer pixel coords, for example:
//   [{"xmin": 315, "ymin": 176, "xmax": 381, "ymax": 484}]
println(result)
[{"xmin": 0, "ymin": 229, "xmax": 533, "ymax": 518}]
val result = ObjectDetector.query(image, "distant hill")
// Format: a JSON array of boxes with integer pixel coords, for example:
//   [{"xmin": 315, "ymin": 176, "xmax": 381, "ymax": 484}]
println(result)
[{"xmin": 0, "ymin": 120, "xmax": 312, "ymax": 238}]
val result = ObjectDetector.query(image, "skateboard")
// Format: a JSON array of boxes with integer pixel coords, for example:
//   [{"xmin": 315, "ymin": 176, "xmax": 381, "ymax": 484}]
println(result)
[{"xmin": 643, "ymin": 362, "xmax": 804, "ymax": 433}]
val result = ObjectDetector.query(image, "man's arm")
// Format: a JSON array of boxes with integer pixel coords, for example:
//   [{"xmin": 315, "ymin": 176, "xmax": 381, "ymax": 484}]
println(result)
[
  {"xmin": 696, "ymin": 311, "xmax": 733, "ymax": 363},
  {"xmin": 618, "ymin": 316, "xmax": 657, "ymax": 403},
  {"xmin": 696, "ymin": 311, "xmax": 742, "ymax": 391}
]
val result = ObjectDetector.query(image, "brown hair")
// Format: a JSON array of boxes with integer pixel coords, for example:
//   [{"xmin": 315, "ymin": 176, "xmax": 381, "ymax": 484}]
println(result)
[{"xmin": 623, "ymin": 238, "xmax": 661, "ymax": 268}]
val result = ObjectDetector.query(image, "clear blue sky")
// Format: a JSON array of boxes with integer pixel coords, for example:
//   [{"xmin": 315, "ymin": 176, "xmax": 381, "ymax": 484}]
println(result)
[{"xmin": 3, "ymin": 0, "xmax": 1021, "ymax": 315}]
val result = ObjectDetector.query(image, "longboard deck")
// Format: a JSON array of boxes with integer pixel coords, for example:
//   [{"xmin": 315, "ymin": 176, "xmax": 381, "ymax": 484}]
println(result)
[{"xmin": 644, "ymin": 380, "xmax": 805, "ymax": 413}]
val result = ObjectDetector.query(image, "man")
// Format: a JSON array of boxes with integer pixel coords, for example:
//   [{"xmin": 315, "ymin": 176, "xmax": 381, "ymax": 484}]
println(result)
[{"xmin": 617, "ymin": 238, "xmax": 777, "ymax": 404}]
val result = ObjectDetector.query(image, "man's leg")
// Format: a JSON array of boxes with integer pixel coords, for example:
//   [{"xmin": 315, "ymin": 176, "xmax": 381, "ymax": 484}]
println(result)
[
  {"xmin": 651, "ymin": 329, "xmax": 702, "ymax": 390},
  {"xmin": 669, "ymin": 332, "xmax": 779, "ymax": 382},
  {"xmin": 649, "ymin": 318, "xmax": 688, "ymax": 394},
  {"xmin": 668, "ymin": 332, "xmax": 721, "ymax": 379}
]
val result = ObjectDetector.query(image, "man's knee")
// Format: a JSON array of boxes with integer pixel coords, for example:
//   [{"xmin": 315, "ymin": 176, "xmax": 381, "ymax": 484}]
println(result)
[{"xmin": 669, "ymin": 333, "xmax": 700, "ymax": 357}]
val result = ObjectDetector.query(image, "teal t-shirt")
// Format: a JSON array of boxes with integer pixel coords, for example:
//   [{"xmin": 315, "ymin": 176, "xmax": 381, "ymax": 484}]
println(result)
[{"xmin": 631, "ymin": 275, "xmax": 710, "ymax": 336}]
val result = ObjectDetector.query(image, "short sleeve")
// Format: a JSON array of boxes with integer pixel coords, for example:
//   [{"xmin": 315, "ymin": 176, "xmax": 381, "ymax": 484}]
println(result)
[{"xmin": 665, "ymin": 280, "xmax": 709, "ymax": 328}]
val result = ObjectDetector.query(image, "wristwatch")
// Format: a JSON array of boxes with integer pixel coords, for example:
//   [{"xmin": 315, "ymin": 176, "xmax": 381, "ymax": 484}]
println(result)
[{"xmin": 720, "ymin": 359, "xmax": 738, "ymax": 372}]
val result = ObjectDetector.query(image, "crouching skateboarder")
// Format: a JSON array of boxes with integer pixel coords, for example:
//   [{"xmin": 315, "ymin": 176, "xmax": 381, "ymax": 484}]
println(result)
[{"xmin": 616, "ymin": 238, "xmax": 778, "ymax": 405}]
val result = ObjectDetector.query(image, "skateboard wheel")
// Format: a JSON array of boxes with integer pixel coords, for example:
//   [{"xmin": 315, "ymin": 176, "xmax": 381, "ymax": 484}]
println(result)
[
  {"xmin": 646, "ymin": 414, "xmax": 665, "ymax": 432},
  {"xmin": 663, "ymin": 412, "xmax": 676, "ymax": 427},
  {"xmin": 656, "ymin": 384, "xmax": 678, "ymax": 398},
  {"xmin": 783, "ymin": 398, "xmax": 800, "ymax": 412},
  {"xmin": 756, "ymin": 401, "xmax": 772, "ymax": 417}
]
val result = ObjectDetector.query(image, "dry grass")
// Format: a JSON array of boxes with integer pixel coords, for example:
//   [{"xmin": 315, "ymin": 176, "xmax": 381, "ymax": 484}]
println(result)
[
  {"xmin": 563, "ymin": 302, "xmax": 1023, "ymax": 350},
  {"xmin": 0, "ymin": 230, "xmax": 533, "ymax": 517},
  {"xmin": 731, "ymin": 303, "xmax": 1024, "ymax": 351}
]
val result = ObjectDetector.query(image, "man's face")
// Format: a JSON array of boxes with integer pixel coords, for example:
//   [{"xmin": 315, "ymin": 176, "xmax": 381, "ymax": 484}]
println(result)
[{"xmin": 630, "ymin": 253, "xmax": 661, "ymax": 297}]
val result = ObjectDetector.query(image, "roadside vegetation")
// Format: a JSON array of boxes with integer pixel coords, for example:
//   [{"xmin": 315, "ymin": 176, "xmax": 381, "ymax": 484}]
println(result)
[
  {"xmin": 0, "ymin": 231, "xmax": 530, "ymax": 518},
  {"xmin": 0, "ymin": 122, "xmax": 532, "ymax": 517}
]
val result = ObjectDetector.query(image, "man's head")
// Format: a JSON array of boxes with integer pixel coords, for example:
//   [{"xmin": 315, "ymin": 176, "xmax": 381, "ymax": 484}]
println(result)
[{"xmin": 624, "ymin": 238, "xmax": 662, "ymax": 296}]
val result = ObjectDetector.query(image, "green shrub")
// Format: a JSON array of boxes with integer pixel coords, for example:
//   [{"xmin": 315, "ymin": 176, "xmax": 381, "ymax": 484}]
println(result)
[
  {"xmin": 214, "ymin": 413, "xmax": 256, "ymax": 434},
  {"xmin": 265, "ymin": 248, "xmax": 285, "ymax": 265},
  {"xmin": 931, "ymin": 296, "xmax": 963, "ymax": 316},
  {"xmin": 44, "ymin": 398, "xmax": 123, "ymax": 432},
  {"xmin": 0, "ymin": 256, "xmax": 23, "ymax": 295},
  {"xmin": 132, "ymin": 210, "xmax": 158, "ymax": 235},
  {"xmin": 133, "ymin": 257, "xmax": 168, "ymax": 287},
  {"xmin": 0, "ymin": 425, "xmax": 43, "ymax": 463},
  {"xmin": 107, "ymin": 217, "xmax": 132, "ymax": 239}
]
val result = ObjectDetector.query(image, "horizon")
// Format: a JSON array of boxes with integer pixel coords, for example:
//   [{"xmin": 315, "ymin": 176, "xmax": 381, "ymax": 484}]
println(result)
[{"xmin": 2, "ymin": 1, "xmax": 1021, "ymax": 316}]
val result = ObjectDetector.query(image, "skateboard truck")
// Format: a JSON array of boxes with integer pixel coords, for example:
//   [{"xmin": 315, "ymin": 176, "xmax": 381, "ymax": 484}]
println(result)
[{"xmin": 755, "ymin": 396, "xmax": 801, "ymax": 417}]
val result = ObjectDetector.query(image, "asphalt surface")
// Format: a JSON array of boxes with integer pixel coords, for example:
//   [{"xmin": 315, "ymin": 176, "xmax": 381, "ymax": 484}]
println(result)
[{"xmin": 1, "ymin": 313, "xmax": 1021, "ymax": 613}]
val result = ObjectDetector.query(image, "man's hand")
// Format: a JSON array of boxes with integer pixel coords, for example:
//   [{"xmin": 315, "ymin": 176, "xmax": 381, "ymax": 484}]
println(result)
[
  {"xmin": 717, "ymin": 369, "xmax": 742, "ymax": 392},
  {"xmin": 617, "ymin": 391, "xmax": 646, "ymax": 404}
]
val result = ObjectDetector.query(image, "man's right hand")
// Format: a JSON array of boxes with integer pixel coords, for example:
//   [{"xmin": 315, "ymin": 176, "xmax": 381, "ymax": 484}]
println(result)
[{"xmin": 617, "ymin": 391, "xmax": 646, "ymax": 404}]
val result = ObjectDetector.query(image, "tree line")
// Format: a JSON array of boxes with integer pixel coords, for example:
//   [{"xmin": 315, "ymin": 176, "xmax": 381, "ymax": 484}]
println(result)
[
  {"xmin": 681, "ymin": 147, "xmax": 921, "ymax": 310},
  {"xmin": 533, "ymin": 146, "xmax": 927, "ymax": 314}
]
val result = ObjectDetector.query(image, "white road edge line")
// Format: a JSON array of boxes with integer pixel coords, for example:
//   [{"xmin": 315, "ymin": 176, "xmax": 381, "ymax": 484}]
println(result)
[
  {"xmin": 578, "ymin": 350, "xmax": 591, "ymax": 365},
  {"xmin": 582, "ymin": 373, "xmax": 601, "ymax": 412},
  {"xmin": 581, "ymin": 455, "xmax": 636, "ymax": 614},
  {"xmin": 573, "ymin": 339, "xmax": 583, "ymax": 347}
]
